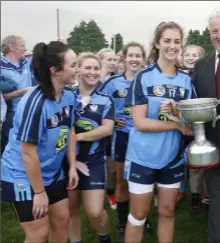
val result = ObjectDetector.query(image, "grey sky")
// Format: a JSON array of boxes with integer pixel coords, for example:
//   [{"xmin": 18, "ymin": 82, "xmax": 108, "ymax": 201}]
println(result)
[{"xmin": 1, "ymin": 1, "xmax": 220, "ymax": 53}]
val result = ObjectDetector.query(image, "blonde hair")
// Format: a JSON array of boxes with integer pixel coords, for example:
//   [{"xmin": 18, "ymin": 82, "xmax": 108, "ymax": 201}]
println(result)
[
  {"xmin": 77, "ymin": 52, "xmax": 101, "ymax": 68},
  {"xmin": 97, "ymin": 48, "xmax": 115, "ymax": 60},
  {"xmin": 147, "ymin": 22, "xmax": 184, "ymax": 65},
  {"xmin": 182, "ymin": 44, "xmax": 205, "ymax": 59},
  {"xmin": 1, "ymin": 35, "xmax": 23, "ymax": 55}
]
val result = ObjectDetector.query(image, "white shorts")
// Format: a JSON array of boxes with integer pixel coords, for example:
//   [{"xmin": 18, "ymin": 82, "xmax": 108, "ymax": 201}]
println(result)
[{"xmin": 128, "ymin": 181, "xmax": 181, "ymax": 194}]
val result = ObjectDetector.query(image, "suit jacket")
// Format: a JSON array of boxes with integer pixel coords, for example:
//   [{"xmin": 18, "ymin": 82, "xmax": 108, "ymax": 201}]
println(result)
[{"xmin": 192, "ymin": 50, "xmax": 220, "ymax": 146}]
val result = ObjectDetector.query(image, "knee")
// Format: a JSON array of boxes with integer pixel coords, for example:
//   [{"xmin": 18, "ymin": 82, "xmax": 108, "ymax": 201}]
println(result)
[
  {"xmin": 24, "ymin": 222, "xmax": 49, "ymax": 242},
  {"xmin": 88, "ymin": 209, "xmax": 104, "ymax": 221},
  {"xmin": 51, "ymin": 210, "xmax": 70, "ymax": 228},
  {"xmin": 128, "ymin": 213, "xmax": 146, "ymax": 226},
  {"xmin": 130, "ymin": 210, "xmax": 147, "ymax": 221},
  {"xmin": 158, "ymin": 204, "xmax": 175, "ymax": 218}
]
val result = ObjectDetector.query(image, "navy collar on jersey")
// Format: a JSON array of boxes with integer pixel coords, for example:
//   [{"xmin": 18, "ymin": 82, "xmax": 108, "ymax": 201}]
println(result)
[
  {"xmin": 123, "ymin": 71, "xmax": 136, "ymax": 81},
  {"xmin": 155, "ymin": 60, "xmax": 178, "ymax": 77},
  {"xmin": 75, "ymin": 84, "xmax": 99, "ymax": 97},
  {"xmin": 1, "ymin": 55, "xmax": 28, "ymax": 73}
]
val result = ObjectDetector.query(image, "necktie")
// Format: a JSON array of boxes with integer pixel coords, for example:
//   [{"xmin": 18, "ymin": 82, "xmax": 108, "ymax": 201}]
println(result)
[{"xmin": 216, "ymin": 53, "xmax": 220, "ymax": 98}]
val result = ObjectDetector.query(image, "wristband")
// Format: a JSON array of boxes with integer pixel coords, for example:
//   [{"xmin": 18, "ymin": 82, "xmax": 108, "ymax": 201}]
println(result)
[{"xmin": 34, "ymin": 190, "xmax": 45, "ymax": 195}]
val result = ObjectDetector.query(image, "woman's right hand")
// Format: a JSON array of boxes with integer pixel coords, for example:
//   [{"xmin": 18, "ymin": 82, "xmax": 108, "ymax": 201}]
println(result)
[
  {"xmin": 177, "ymin": 123, "xmax": 194, "ymax": 136},
  {"xmin": 116, "ymin": 117, "xmax": 126, "ymax": 129},
  {"xmin": 32, "ymin": 191, "xmax": 49, "ymax": 220}
]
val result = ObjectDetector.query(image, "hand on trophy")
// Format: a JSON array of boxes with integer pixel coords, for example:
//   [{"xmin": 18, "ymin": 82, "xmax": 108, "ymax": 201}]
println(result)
[
  {"xmin": 160, "ymin": 99, "xmax": 177, "ymax": 116},
  {"xmin": 178, "ymin": 124, "xmax": 194, "ymax": 136}
]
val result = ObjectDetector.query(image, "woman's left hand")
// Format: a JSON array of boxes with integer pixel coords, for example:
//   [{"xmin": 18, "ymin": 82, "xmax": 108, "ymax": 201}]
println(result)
[
  {"xmin": 66, "ymin": 166, "xmax": 79, "ymax": 190},
  {"xmin": 160, "ymin": 100, "xmax": 176, "ymax": 115}
]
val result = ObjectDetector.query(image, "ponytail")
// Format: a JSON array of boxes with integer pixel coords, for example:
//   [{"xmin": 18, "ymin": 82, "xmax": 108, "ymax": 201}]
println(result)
[
  {"xmin": 147, "ymin": 43, "xmax": 159, "ymax": 65},
  {"xmin": 32, "ymin": 41, "xmax": 69, "ymax": 100}
]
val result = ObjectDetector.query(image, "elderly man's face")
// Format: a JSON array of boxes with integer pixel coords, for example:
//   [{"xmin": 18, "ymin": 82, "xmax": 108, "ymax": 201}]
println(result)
[
  {"xmin": 209, "ymin": 16, "xmax": 220, "ymax": 52},
  {"xmin": 10, "ymin": 38, "xmax": 27, "ymax": 60}
]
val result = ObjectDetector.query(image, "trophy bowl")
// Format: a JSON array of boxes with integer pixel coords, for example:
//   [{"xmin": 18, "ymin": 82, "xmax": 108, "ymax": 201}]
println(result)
[
  {"xmin": 176, "ymin": 98, "xmax": 220, "ymax": 169},
  {"xmin": 176, "ymin": 98, "xmax": 218, "ymax": 123}
]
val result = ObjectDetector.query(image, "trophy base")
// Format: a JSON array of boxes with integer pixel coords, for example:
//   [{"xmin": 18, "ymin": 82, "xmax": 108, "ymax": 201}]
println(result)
[
  {"xmin": 186, "ymin": 139, "xmax": 219, "ymax": 169},
  {"xmin": 186, "ymin": 160, "xmax": 220, "ymax": 169}
]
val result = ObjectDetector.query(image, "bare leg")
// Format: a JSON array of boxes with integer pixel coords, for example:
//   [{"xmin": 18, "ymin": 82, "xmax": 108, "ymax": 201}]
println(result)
[
  {"xmin": 48, "ymin": 199, "xmax": 69, "ymax": 243},
  {"xmin": 68, "ymin": 190, "xmax": 82, "ymax": 242},
  {"xmin": 20, "ymin": 216, "xmax": 49, "ymax": 243},
  {"xmin": 125, "ymin": 191, "xmax": 152, "ymax": 243},
  {"xmin": 157, "ymin": 187, "xmax": 178, "ymax": 243},
  {"xmin": 82, "ymin": 189, "xmax": 109, "ymax": 234}
]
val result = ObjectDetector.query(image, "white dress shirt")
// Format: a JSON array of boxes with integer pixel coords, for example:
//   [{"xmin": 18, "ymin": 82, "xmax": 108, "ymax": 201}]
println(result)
[{"xmin": 215, "ymin": 50, "xmax": 220, "ymax": 74}]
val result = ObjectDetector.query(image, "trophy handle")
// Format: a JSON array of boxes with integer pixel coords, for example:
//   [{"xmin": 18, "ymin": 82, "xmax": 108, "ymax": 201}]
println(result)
[{"xmin": 212, "ymin": 114, "xmax": 220, "ymax": 128}]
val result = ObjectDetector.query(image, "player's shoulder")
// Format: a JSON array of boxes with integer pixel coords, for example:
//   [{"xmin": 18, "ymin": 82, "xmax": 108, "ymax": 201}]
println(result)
[
  {"xmin": 100, "ymin": 73, "xmax": 124, "ymax": 89},
  {"xmin": 95, "ymin": 90, "xmax": 114, "ymax": 104},
  {"xmin": 134, "ymin": 63, "xmax": 157, "ymax": 82}
]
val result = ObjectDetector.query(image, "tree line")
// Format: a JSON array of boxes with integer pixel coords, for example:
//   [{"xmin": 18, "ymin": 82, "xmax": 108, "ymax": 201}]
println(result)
[{"xmin": 67, "ymin": 19, "xmax": 214, "ymax": 55}]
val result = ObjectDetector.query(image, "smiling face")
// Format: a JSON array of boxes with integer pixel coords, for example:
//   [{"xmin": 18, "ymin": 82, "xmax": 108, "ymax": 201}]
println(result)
[
  {"xmin": 209, "ymin": 15, "xmax": 220, "ymax": 52},
  {"xmin": 156, "ymin": 28, "xmax": 182, "ymax": 62},
  {"xmin": 79, "ymin": 58, "xmax": 101, "ymax": 86},
  {"xmin": 52, "ymin": 49, "xmax": 77, "ymax": 85},
  {"xmin": 183, "ymin": 46, "xmax": 200, "ymax": 70},
  {"xmin": 124, "ymin": 46, "xmax": 144, "ymax": 73}
]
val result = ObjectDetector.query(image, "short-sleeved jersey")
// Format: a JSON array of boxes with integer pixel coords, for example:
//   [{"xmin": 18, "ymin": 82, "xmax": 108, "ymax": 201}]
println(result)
[
  {"xmin": 99, "ymin": 73, "xmax": 133, "ymax": 133},
  {"xmin": 125, "ymin": 62, "xmax": 194, "ymax": 169},
  {"xmin": 74, "ymin": 87, "xmax": 115, "ymax": 155},
  {"xmin": 1, "ymin": 86, "xmax": 76, "ymax": 186},
  {"xmin": 1, "ymin": 56, "xmax": 35, "ymax": 112}
]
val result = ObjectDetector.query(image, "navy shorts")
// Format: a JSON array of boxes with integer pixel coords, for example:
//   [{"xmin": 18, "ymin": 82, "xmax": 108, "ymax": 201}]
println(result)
[
  {"xmin": 124, "ymin": 161, "xmax": 185, "ymax": 186},
  {"xmin": 1, "ymin": 179, "xmax": 67, "ymax": 222},
  {"xmin": 114, "ymin": 131, "xmax": 129, "ymax": 163},
  {"xmin": 75, "ymin": 153, "xmax": 106, "ymax": 190}
]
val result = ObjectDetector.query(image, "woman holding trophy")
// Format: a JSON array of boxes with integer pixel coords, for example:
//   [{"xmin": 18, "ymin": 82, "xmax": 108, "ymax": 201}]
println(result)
[{"xmin": 123, "ymin": 22, "xmax": 194, "ymax": 243}]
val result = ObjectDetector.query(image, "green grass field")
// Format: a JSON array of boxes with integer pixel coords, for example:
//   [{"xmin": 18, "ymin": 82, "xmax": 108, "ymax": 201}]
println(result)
[{"xmin": 1, "ymin": 196, "xmax": 207, "ymax": 243}]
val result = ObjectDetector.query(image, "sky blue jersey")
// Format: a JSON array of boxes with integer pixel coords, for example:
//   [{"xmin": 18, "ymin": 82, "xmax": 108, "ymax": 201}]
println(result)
[
  {"xmin": 1, "ymin": 86, "xmax": 76, "ymax": 186},
  {"xmin": 74, "ymin": 87, "xmax": 115, "ymax": 155},
  {"xmin": 125, "ymin": 62, "xmax": 194, "ymax": 169},
  {"xmin": 0, "ymin": 56, "xmax": 35, "ymax": 112},
  {"xmin": 99, "ymin": 73, "xmax": 133, "ymax": 133}
]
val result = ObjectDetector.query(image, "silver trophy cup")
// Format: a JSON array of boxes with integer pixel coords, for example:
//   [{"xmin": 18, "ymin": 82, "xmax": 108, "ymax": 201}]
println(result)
[{"xmin": 177, "ymin": 98, "xmax": 220, "ymax": 169}]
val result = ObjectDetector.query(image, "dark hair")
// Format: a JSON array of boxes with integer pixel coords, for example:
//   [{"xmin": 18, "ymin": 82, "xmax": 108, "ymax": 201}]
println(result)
[
  {"xmin": 122, "ymin": 41, "xmax": 146, "ymax": 61},
  {"xmin": 147, "ymin": 22, "xmax": 184, "ymax": 65},
  {"xmin": 32, "ymin": 41, "xmax": 69, "ymax": 99}
]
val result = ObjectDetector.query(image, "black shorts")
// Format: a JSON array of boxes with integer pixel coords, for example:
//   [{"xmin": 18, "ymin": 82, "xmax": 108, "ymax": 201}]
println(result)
[
  {"xmin": 1, "ymin": 179, "xmax": 67, "ymax": 223},
  {"xmin": 105, "ymin": 136, "xmax": 112, "ymax": 157},
  {"xmin": 114, "ymin": 131, "xmax": 129, "ymax": 163}
]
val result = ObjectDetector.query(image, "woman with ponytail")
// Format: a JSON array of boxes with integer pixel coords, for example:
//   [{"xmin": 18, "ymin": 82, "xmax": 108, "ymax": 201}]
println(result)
[{"xmin": 1, "ymin": 41, "xmax": 79, "ymax": 243}]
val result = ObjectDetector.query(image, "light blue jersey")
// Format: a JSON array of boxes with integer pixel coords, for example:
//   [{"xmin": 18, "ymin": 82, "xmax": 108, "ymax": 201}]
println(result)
[
  {"xmin": 99, "ymin": 73, "xmax": 133, "ymax": 133},
  {"xmin": 125, "ymin": 62, "xmax": 194, "ymax": 169},
  {"xmin": 1, "ymin": 86, "xmax": 76, "ymax": 186},
  {"xmin": 74, "ymin": 87, "xmax": 115, "ymax": 155},
  {"xmin": 0, "ymin": 56, "xmax": 34, "ymax": 112}
]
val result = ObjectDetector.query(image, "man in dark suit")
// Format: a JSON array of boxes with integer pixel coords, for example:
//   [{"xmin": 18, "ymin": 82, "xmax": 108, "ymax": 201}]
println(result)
[{"xmin": 192, "ymin": 8, "xmax": 220, "ymax": 243}]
